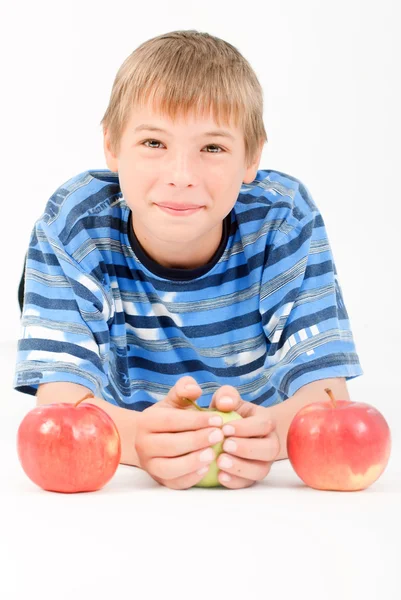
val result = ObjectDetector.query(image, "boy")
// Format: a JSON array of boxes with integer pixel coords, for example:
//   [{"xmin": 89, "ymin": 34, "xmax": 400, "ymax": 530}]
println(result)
[{"xmin": 14, "ymin": 30, "xmax": 363, "ymax": 490}]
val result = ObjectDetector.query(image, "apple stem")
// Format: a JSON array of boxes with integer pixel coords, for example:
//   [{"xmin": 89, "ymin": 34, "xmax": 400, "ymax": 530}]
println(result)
[
  {"xmin": 182, "ymin": 397, "xmax": 207, "ymax": 411},
  {"xmin": 74, "ymin": 393, "xmax": 95, "ymax": 408},
  {"xmin": 324, "ymin": 388, "xmax": 337, "ymax": 408}
]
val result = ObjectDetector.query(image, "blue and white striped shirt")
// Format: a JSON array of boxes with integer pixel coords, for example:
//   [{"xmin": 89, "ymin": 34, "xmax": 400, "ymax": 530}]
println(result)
[{"xmin": 14, "ymin": 168, "xmax": 363, "ymax": 409}]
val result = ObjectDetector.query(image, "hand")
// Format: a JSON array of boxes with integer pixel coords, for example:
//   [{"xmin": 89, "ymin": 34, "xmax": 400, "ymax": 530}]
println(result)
[
  {"xmin": 134, "ymin": 376, "xmax": 225, "ymax": 490},
  {"xmin": 209, "ymin": 385, "xmax": 281, "ymax": 489}
]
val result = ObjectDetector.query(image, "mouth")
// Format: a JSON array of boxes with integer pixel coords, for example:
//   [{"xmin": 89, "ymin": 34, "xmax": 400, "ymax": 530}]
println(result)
[{"xmin": 156, "ymin": 204, "xmax": 204, "ymax": 217}]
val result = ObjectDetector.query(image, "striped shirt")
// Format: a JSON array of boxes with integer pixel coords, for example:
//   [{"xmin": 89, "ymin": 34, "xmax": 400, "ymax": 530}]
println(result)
[{"xmin": 14, "ymin": 168, "xmax": 363, "ymax": 410}]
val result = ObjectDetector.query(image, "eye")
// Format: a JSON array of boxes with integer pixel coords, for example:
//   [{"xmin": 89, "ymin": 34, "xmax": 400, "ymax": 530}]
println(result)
[
  {"xmin": 205, "ymin": 144, "xmax": 224, "ymax": 153},
  {"xmin": 141, "ymin": 139, "xmax": 225, "ymax": 153},
  {"xmin": 142, "ymin": 139, "xmax": 164, "ymax": 149}
]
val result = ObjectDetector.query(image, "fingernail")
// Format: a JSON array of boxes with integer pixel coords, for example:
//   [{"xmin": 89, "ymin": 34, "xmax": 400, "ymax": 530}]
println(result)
[
  {"xmin": 209, "ymin": 429, "xmax": 223, "ymax": 444},
  {"xmin": 185, "ymin": 384, "xmax": 200, "ymax": 391},
  {"xmin": 197, "ymin": 466, "xmax": 209, "ymax": 476},
  {"xmin": 219, "ymin": 455, "xmax": 233, "ymax": 469},
  {"xmin": 220, "ymin": 473, "xmax": 231, "ymax": 482},
  {"xmin": 223, "ymin": 440, "xmax": 237, "ymax": 452},
  {"xmin": 200, "ymin": 448, "xmax": 215, "ymax": 462},
  {"xmin": 219, "ymin": 396, "xmax": 233, "ymax": 407},
  {"xmin": 222, "ymin": 424, "xmax": 235, "ymax": 436},
  {"xmin": 209, "ymin": 415, "xmax": 223, "ymax": 427}
]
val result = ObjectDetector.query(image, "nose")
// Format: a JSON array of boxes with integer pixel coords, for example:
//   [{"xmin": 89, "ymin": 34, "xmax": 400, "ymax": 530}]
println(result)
[{"xmin": 165, "ymin": 150, "xmax": 197, "ymax": 187}]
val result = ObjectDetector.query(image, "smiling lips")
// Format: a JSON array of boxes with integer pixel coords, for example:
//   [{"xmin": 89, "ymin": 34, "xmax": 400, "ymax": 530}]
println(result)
[
  {"xmin": 156, "ymin": 203, "xmax": 203, "ymax": 216},
  {"xmin": 158, "ymin": 203, "xmax": 200, "ymax": 209}
]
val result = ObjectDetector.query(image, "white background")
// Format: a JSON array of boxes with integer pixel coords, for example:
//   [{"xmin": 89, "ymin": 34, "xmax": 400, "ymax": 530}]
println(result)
[
  {"xmin": 2, "ymin": 0, "xmax": 400, "ymax": 378},
  {"xmin": 1, "ymin": 1, "xmax": 400, "ymax": 599}
]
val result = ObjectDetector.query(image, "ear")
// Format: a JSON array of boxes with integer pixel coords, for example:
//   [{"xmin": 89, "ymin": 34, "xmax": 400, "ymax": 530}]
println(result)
[
  {"xmin": 243, "ymin": 140, "xmax": 265, "ymax": 184},
  {"xmin": 103, "ymin": 128, "xmax": 119, "ymax": 172}
]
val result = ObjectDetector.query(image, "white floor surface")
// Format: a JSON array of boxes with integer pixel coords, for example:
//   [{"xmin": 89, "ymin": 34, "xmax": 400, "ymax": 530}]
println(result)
[{"xmin": 1, "ymin": 340, "xmax": 400, "ymax": 600}]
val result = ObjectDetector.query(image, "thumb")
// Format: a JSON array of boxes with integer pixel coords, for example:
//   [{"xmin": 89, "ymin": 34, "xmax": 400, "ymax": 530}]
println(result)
[
  {"xmin": 209, "ymin": 385, "xmax": 244, "ymax": 413},
  {"xmin": 159, "ymin": 376, "xmax": 203, "ymax": 410}
]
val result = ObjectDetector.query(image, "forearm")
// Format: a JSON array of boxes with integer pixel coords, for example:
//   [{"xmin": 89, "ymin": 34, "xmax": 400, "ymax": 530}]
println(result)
[
  {"xmin": 36, "ymin": 382, "xmax": 141, "ymax": 468},
  {"xmin": 89, "ymin": 395, "xmax": 141, "ymax": 468},
  {"xmin": 262, "ymin": 393, "xmax": 314, "ymax": 460}
]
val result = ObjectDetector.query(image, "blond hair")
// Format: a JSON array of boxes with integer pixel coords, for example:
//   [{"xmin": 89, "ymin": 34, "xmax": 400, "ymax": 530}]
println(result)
[{"xmin": 100, "ymin": 30, "xmax": 268, "ymax": 168}]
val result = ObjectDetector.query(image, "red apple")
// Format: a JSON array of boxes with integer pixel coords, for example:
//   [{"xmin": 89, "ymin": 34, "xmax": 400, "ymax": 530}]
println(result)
[
  {"xmin": 17, "ymin": 393, "xmax": 121, "ymax": 493},
  {"xmin": 287, "ymin": 388, "xmax": 391, "ymax": 491}
]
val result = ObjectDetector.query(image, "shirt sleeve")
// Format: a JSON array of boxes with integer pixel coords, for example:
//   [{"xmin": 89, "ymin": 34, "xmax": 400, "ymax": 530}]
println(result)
[
  {"xmin": 13, "ymin": 218, "xmax": 111, "ymax": 398},
  {"xmin": 260, "ymin": 182, "xmax": 363, "ymax": 400}
]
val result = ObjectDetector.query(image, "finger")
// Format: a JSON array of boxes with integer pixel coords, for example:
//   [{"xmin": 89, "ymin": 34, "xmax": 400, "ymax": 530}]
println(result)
[
  {"xmin": 145, "ymin": 406, "xmax": 223, "ymax": 433},
  {"xmin": 218, "ymin": 471, "xmax": 256, "ymax": 489},
  {"xmin": 221, "ymin": 415, "xmax": 276, "ymax": 439},
  {"xmin": 151, "ymin": 464, "xmax": 214, "ymax": 490},
  {"xmin": 209, "ymin": 385, "xmax": 243, "ymax": 413},
  {"xmin": 148, "ymin": 445, "xmax": 217, "ymax": 480},
  {"xmin": 217, "ymin": 453, "xmax": 273, "ymax": 482},
  {"xmin": 151, "ymin": 426, "xmax": 224, "ymax": 457},
  {"xmin": 161, "ymin": 376, "xmax": 203, "ymax": 409},
  {"xmin": 221, "ymin": 432, "xmax": 281, "ymax": 462}
]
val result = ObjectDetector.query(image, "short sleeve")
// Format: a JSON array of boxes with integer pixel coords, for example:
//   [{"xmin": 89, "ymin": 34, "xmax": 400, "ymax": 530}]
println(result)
[
  {"xmin": 14, "ymin": 219, "xmax": 111, "ymax": 398},
  {"xmin": 260, "ymin": 183, "xmax": 363, "ymax": 399}
]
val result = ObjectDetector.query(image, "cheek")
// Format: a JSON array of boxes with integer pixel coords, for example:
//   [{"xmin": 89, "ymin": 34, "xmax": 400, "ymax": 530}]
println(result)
[
  {"xmin": 118, "ymin": 171, "xmax": 153, "ymax": 204},
  {"xmin": 212, "ymin": 179, "xmax": 242, "ymax": 212}
]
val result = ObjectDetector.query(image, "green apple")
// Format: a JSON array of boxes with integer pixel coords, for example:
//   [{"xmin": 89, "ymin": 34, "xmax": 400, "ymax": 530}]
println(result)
[{"xmin": 184, "ymin": 398, "xmax": 242, "ymax": 487}]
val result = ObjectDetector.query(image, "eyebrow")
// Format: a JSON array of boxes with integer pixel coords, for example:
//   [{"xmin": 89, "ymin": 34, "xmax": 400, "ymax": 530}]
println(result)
[{"xmin": 133, "ymin": 124, "xmax": 236, "ymax": 141}]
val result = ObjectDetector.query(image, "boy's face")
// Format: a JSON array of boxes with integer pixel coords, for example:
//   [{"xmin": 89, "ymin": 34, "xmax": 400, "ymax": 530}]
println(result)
[{"xmin": 104, "ymin": 103, "xmax": 263, "ymax": 269}]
